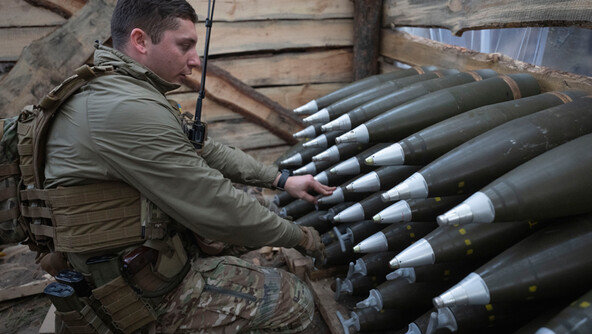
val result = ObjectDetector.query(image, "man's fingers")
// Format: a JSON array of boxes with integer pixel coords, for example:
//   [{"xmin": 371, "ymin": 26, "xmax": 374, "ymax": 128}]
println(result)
[
  {"xmin": 312, "ymin": 181, "xmax": 335, "ymax": 196},
  {"xmin": 300, "ymin": 192, "xmax": 317, "ymax": 204}
]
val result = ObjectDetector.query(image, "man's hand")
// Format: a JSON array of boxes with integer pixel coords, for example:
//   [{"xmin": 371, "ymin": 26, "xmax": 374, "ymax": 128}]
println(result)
[
  {"xmin": 282, "ymin": 175, "xmax": 335, "ymax": 204},
  {"xmin": 295, "ymin": 226, "xmax": 325, "ymax": 262}
]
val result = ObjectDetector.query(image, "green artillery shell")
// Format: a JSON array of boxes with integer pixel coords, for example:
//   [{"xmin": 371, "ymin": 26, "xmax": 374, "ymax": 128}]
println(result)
[
  {"xmin": 406, "ymin": 310, "xmax": 442, "ymax": 334},
  {"xmin": 394, "ymin": 91, "xmax": 587, "ymax": 166},
  {"xmin": 279, "ymin": 199, "xmax": 315, "ymax": 219},
  {"xmin": 348, "ymin": 251, "xmax": 397, "ymax": 279},
  {"xmin": 313, "ymin": 142, "xmax": 370, "ymax": 164},
  {"xmin": 337, "ymin": 308, "xmax": 406, "ymax": 334},
  {"xmin": 430, "ymin": 303, "xmax": 549, "ymax": 334},
  {"xmin": 302, "ymin": 130, "xmax": 343, "ymax": 149},
  {"xmin": 415, "ymin": 95, "xmax": 592, "ymax": 199},
  {"xmin": 374, "ymin": 196, "xmax": 466, "ymax": 224},
  {"xmin": 339, "ymin": 73, "xmax": 540, "ymax": 144},
  {"xmin": 434, "ymin": 215, "xmax": 592, "ymax": 307},
  {"xmin": 390, "ymin": 221, "xmax": 539, "ymax": 268},
  {"xmin": 313, "ymin": 66, "xmax": 439, "ymax": 110},
  {"xmin": 293, "ymin": 158, "xmax": 333, "ymax": 176},
  {"xmin": 329, "ymin": 143, "xmax": 390, "ymax": 176},
  {"xmin": 274, "ymin": 191, "xmax": 295, "ymax": 207},
  {"xmin": 387, "ymin": 260, "xmax": 480, "ymax": 284},
  {"xmin": 293, "ymin": 123, "xmax": 323, "ymax": 139},
  {"xmin": 334, "ymin": 191, "xmax": 389, "ymax": 223},
  {"xmin": 440, "ymin": 132, "xmax": 592, "ymax": 225},
  {"xmin": 294, "ymin": 210, "xmax": 330, "ymax": 234},
  {"xmin": 280, "ymin": 146, "xmax": 326, "ymax": 169},
  {"xmin": 354, "ymin": 221, "xmax": 438, "ymax": 253},
  {"xmin": 538, "ymin": 289, "xmax": 592, "ymax": 334},
  {"xmin": 321, "ymin": 222, "xmax": 353, "ymax": 245},
  {"xmin": 335, "ymin": 275, "xmax": 384, "ymax": 298},
  {"xmin": 357, "ymin": 279, "xmax": 450, "ymax": 311},
  {"xmin": 327, "ymin": 69, "xmax": 497, "ymax": 133},
  {"xmin": 322, "ymin": 237, "xmax": 359, "ymax": 267},
  {"xmin": 346, "ymin": 165, "xmax": 421, "ymax": 193},
  {"xmin": 336, "ymin": 220, "xmax": 385, "ymax": 252},
  {"xmin": 310, "ymin": 69, "xmax": 460, "ymax": 124},
  {"xmin": 320, "ymin": 202, "xmax": 356, "ymax": 222},
  {"xmin": 318, "ymin": 174, "xmax": 368, "ymax": 206}
]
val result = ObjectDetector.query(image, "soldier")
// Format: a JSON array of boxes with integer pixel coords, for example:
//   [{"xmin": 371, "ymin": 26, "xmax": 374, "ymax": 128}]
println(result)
[{"xmin": 41, "ymin": 0, "xmax": 333, "ymax": 332}]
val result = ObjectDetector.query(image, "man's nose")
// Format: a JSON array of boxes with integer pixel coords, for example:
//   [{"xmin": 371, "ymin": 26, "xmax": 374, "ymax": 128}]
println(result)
[{"xmin": 188, "ymin": 49, "xmax": 201, "ymax": 68}]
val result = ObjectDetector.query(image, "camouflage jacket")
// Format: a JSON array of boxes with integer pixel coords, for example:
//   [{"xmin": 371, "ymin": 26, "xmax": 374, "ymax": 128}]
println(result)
[{"xmin": 44, "ymin": 44, "xmax": 303, "ymax": 248}]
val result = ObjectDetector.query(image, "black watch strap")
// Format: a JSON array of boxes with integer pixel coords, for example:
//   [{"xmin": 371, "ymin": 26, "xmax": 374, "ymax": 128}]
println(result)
[{"xmin": 276, "ymin": 169, "xmax": 292, "ymax": 190}]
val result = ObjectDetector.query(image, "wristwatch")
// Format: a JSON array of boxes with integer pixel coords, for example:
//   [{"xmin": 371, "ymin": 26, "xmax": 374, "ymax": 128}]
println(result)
[{"xmin": 276, "ymin": 169, "xmax": 293, "ymax": 190}]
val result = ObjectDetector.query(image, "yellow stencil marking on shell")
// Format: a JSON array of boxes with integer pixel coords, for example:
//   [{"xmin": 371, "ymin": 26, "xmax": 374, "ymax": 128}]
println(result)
[
  {"xmin": 406, "ymin": 225, "xmax": 412, "ymax": 230},
  {"xmin": 459, "ymin": 228, "xmax": 466, "ymax": 235},
  {"xmin": 453, "ymin": 224, "xmax": 460, "ymax": 227},
  {"xmin": 409, "ymin": 233, "xmax": 415, "ymax": 238},
  {"xmin": 464, "ymin": 239, "xmax": 472, "ymax": 246},
  {"xmin": 435, "ymin": 197, "xmax": 441, "ymax": 202},
  {"xmin": 528, "ymin": 220, "xmax": 538, "ymax": 228},
  {"xmin": 458, "ymin": 181, "xmax": 465, "ymax": 188},
  {"xmin": 380, "ymin": 309, "xmax": 385, "ymax": 314},
  {"xmin": 529, "ymin": 285, "xmax": 537, "ymax": 293},
  {"xmin": 466, "ymin": 249, "xmax": 473, "ymax": 255},
  {"xmin": 485, "ymin": 304, "xmax": 493, "ymax": 311},
  {"xmin": 488, "ymin": 315, "xmax": 495, "ymax": 322},
  {"xmin": 444, "ymin": 270, "xmax": 450, "ymax": 276},
  {"xmin": 580, "ymin": 301, "xmax": 590, "ymax": 308},
  {"xmin": 372, "ymin": 276, "xmax": 377, "ymax": 281}
]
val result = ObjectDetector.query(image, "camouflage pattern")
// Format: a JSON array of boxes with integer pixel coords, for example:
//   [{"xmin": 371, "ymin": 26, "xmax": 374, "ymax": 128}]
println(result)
[
  {"xmin": 0, "ymin": 116, "xmax": 26, "ymax": 245},
  {"xmin": 157, "ymin": 256, "xmax": 314, "ymax": 333}
]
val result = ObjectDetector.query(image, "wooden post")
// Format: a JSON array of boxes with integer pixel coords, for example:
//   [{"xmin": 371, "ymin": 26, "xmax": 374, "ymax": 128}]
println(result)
[{"xmin": 353, "ymin": 0, "xmax": 383, "ymax": 80}]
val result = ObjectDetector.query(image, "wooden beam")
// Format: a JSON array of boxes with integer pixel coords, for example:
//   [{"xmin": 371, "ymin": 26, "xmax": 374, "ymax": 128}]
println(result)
[
  {"xmin": 195, "ymin": 19, "xmax": 353, "ymax": 56},
  {"xmin": 381, "ymin": 30, "xmax": 592, "ymax": 94},
  {"xmin": 0, "ymin": 27, "xmax": 60, "ymax": 62},
  {"xmin": 383, "ymin": 0, "xmax": 592, "ymax": 36},
  {"xmin": 182, "ymin": 63, "xmax": 304, "ymax": 145},
  {"xmin": 353, "ymin": 0, "xmax": 383, "ymax": 80},
  {"xmin": 0, "ymin": 275, "xmax": 54, "ymax": 302},
  {"xmin": 257, "ymin": 83, "xmax": 347, "ymax": 110},
  {"xmin": 189, "ymin": 0, "xmax": 353, "ymax": 21},
  {"xmin": 207, "ymin": 118, "xmax": 286, "ymax": 151},
  {"xmin": 212, "ymin": 49, "xmax": 353, "ymax": 87},
  {"xmin": 0, "ymin": 0, "xmax": 115, "ymax": 118},
  {"xmin": 306, "ymin": 277, "xmax": 349, "ymax": 334},
  {"xmin": 24, "ymin": 0, "xmax": 87, "ymax": 18},
  {"xmin": 2, "ymin": 0, "xmax": 66, "ymax": 27}
]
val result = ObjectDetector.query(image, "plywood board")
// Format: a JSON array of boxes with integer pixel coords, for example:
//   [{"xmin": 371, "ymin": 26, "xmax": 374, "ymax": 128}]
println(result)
[
  {"xmin": 383, "ymin": 0, "xmax": 592, "ymax": 36},
  {"xmin": 257, "ymin": 83, "xmax": 347, "ymax": 110},
  {"xmin": 189, "ymin": 0, "xmax": 353, "ymax": 21},
  {"xmin": 381, "ymin": 29, "xmax": 592, "ymax": 94},
  {"xmin": 25, "ymin": 0, "xmax": 87, "ymax": 18},
  {"xmin": 195, "ymin": 19, "xmax": 353, "ymax": 55},
  {"xmin": 306, "ymin": 277, "xmax": 349, "ymax": 334},
  {"xmin": 0, "ymin": 0, "xmax": 115, "ymax": 117},
  {"xmin": 207, "ymin": 118, "xmax": 286, "ymax": 151},
  {"xmin": 0, "ymin": 27, "xmax": 59, "ymax": 61},
  {"xmin": 212, "ymin": 49, "xmax": 353, "ymax": 87},
  {"xmin": 1, "ymin": 0, "xmax": 66, "ymax": 27}
]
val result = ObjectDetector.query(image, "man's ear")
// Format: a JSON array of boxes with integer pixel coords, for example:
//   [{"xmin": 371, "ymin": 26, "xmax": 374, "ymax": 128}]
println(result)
[{"xmin": 129, "ymin": 28, "xmax": 149, "ymax": 54}]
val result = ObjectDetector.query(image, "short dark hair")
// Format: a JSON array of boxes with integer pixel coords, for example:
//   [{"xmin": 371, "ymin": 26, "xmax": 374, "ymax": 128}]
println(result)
[{"xmin": 111, "ymin": 0, "xmax": 197, "ymax": 50}]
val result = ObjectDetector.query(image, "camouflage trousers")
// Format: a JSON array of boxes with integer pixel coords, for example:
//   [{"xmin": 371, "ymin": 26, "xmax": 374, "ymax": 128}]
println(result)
[{"xmin": 156, "ymin": 255, "xmax": 314, "ymax": 333}]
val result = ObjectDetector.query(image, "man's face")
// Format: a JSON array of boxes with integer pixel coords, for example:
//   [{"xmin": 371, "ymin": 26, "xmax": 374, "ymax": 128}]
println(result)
[{"xmin": 143, "ymin": 18, "xmax": 200, "ymax": 83}]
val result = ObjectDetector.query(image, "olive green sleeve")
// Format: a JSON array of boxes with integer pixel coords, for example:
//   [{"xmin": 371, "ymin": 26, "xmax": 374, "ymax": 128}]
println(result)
[
  {"xmin": 87, "ymin": 98, "xmax": 302, "ymax": 248},
  {"xmin": 200, "ymin": 138, "xmax": 279, "ymax": 188}
]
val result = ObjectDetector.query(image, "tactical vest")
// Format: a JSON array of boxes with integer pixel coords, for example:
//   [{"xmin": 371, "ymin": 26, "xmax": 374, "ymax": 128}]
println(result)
[{"xmin": 16, "ymin": 65, "xmax": 191, "ymax": 333}]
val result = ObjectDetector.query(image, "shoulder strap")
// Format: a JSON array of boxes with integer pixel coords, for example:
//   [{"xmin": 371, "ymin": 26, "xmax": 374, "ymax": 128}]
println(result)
[{"xmin": 32, "ymin": 65, "xmax": 115, "ymax": 188}]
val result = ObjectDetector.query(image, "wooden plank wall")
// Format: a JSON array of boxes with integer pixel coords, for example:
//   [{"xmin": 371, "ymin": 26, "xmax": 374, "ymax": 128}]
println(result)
[
  {"xmin": 0, "ymin": 0, "xmax": 355, "ymax": 164},
  {"xmin": 379, "ymin": 1, "xmax": 592, "ymax": 94}
]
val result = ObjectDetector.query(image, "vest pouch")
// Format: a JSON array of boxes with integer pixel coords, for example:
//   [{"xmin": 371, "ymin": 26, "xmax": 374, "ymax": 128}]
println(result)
[
  {"xmin": 92, "ymin": 276, "xmax": 157, "ymax": 334},
  {"xmin": 146, "ymin": 233, "xmax": 188, "ymax": 280},
  {"xmin": 55, "ymin": 306, "xmax": 112, "ymax": 334}
]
